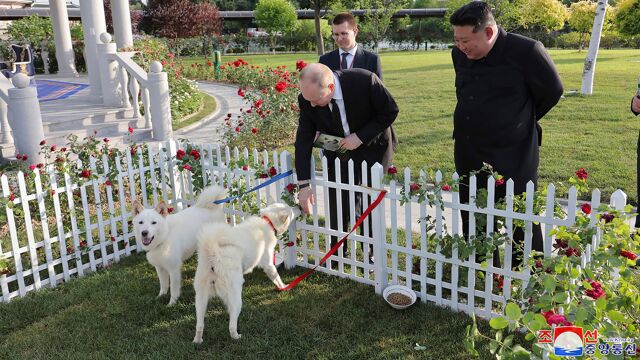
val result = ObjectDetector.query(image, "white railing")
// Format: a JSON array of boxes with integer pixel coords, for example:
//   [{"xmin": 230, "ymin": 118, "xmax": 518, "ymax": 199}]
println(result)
[
  {"xmin": 0, "ymin": 75, "xmax": 13, "ymax": 145},
  {"xmin": 111, "ymin": 51, "xmax": 151, "ymax": 129},
  {"xmin": 0, "ymin": 143, "xmax": 627, "ymax": 324}
]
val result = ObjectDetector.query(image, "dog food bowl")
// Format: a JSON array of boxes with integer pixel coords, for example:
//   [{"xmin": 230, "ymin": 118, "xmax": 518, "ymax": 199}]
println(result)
[{"xmin": 383, "ymin": 284, "xmax": 417, "ymax": 310}]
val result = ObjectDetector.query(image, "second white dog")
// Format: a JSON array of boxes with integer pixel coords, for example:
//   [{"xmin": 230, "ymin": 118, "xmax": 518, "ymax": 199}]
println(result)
[
  {"xmin": 132, "ymin": 186, "xmax": 227, "ymax": 305},
  {"xmin": 192, "ymin": 203, "xmax": 297, "ymax": 343}
]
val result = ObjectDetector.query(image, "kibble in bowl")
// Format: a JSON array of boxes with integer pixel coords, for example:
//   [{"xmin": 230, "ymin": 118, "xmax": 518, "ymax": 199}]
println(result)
[{"xmin": 383, "ymin": 285, "xmax": 417, "ymax": 310}]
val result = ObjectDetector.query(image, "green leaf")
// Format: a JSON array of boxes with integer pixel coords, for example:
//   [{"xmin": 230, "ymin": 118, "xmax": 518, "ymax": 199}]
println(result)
[
  {"xmin": 543, "ymin": 275, "xmax": 556, "ymax": 293},
  {"xmin": 489, "ymin": 317, "xmax": 509, "ymax": 330},
  {"xmin": 553, "ymin": 292, "xmax": 568, "ymax": 303},
  {"xmin": 511, "ymin": 345, "xmax": 532, "ymax": 359},
  {"xmin": 607, "ymin": 310, "xmax": 625, "ymax": 323},
  {"xmin": 489, "ymin": 339, "xmax": 499, "ymax": 354},
  {"xmin": 596, "ymin": 296, "xmax": 607, "ymax": 310},
  {"xmin": 505, "ymin": 302, "xmax": 522, "ymax": 321},
  {"xmin": 525, "ymin": 332, "xmax": 536, "ymax": 341},
  {"xmin": 575, "ymin": 308, "xmax": 589, "ymax": 324}
]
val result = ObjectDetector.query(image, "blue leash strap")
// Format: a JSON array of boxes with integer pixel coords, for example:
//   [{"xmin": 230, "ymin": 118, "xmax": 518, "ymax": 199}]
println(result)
[{"xmin": 213, "ymin": 170, "xmax": 294, "ymax": 204}]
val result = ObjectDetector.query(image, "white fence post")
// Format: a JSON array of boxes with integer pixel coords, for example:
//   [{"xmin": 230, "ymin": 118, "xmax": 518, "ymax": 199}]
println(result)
[
  {"xmin": 97, "ymin": 33, "xmax": 122, "ymax": 107},
  {"xmin": 371, "ymin": 162, "xmax": 387, "ymax": 295},
  {"xmin": 147, "ymin": 61, "xmax": 173, "ymax": 141},
  {"xmin": 280, "ymin": 151, "xmax": 298, "ymax": 269},
  {"xmin": 8, "ymin": 74, "xmax": 45, "ymax": 164},
  {"xmin": 610, "ymin": 189, "xmax": 627, "ymax": 285}
]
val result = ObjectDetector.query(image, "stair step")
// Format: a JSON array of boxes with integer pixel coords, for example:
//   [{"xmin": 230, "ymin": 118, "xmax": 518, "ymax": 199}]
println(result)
[{"xmin": 42, "ymin": 109, "xmax": 143, "ymax": 133}]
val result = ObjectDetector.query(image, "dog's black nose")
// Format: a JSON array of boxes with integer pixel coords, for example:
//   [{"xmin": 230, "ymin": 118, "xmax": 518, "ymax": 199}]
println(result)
[{"xmin": 141, "ymin": 230, "xmax": 148, "ymax": 237}]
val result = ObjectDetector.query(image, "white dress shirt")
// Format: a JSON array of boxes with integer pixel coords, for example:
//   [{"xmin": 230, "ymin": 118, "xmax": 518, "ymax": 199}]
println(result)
[
  {"xmin": 338, "ymin": 45, "xmax": 358, "ymax": 70},
  {"xmin": 328, "ymin": 72, "xmax": 350, "ymax": 136}
]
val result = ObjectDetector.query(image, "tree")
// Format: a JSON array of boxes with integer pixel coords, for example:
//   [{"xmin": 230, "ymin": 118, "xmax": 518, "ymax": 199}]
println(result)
[
  {"xmin": 192, "ymin": 2, "xmax": 222, "ymax": 54},
  {"xmin": 299, "ymin": 0, "xmax": 339, "ymax": 56},
  {"xmin": 356, "ymin": 0, "xmax": 410, "ymax": 51},
  {"xmin": 254, "ymin": 0, "xmax": 298, "ymax": 50},
  {"xmin": 6, "ymin": 15, "xmax": 53, "ymax": 50},
  {"xmin": 580, "ymin": 0, "xmax": 608, "ymax": 94},
  {"xmin": 569, "ymin": 0, "xmax": 613, "ymax": 51},
  {"xmin": 615, "ymin": 0, "xmax": 640, "ymax": 36},
  {"xmin": 518, "ymin": 0, "xmax": 568, "ymax": 32}
]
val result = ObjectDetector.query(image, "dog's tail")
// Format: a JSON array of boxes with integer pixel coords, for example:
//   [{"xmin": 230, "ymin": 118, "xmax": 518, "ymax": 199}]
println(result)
[{"xmin": 195, "ymin": 185, "xmax": 228, "ymax": 210}]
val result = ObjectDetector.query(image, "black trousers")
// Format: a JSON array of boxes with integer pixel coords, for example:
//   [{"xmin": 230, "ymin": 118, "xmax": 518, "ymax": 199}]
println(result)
[
  {"xmin": 458, "ymin": 173, "xmax": 544, "ymax": 270},
  {"xmin": 324, "ymin": 145, "xmax": 384, "ymax": 259},
  {"xmin": 636, "ymin": 131, "xmax": 640, "ymax": 227}
]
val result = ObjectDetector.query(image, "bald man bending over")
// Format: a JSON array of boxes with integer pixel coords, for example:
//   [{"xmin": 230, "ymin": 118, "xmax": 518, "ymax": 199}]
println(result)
[{"xmin": 294, "ymin": 63, "xmax": 398, "ymax": 264}]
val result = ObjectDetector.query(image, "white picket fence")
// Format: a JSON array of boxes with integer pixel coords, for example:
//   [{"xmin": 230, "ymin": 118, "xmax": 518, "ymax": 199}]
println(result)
[{"xmin": 0, "ymin": 141, "xmax": 628, "ymax": 323}]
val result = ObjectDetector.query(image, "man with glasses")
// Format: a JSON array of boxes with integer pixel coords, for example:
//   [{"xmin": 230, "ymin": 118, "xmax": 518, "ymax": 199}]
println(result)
[
  {"xmin": 450, "ymin": 1, "xmax": 563, "ymax": 269},
  {"xmin": 320, "ymin": 12, "xmax": 382, "ymax": 80},
  {"xmin": 294, "ymin": 63, "xmax": 398, "ymax": 265}
]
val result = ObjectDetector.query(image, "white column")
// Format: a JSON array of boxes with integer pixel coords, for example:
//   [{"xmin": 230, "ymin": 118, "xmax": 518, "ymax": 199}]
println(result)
[
  {"xmin": 50, "ymin": 0, "xmax": 78, "ymax": 76},
  {"xmin": 147, "ymin": 61, "xmax": 173, "ymax": 141},
  {"xmin": 97, "ymin": 33, "xmax": 122, "ymax": 107},
  {"xmin": 80, "ymin": 0, "xmax": 107, "ymax": 98},
  {"xmin": 110, "ymin": 0, "xmax": 134, "ymax": 49},
  {"xmin": 8, "ymin": 74, "xmax": 45, "ymax": 165}
]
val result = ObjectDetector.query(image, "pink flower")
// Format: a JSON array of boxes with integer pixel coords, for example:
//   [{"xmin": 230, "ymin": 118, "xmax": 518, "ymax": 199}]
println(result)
[
  {"xmin": 576, "ymin": 167, "xmax": 588, "ymax": 180},
  {"xmin": 176, "ymin": 149, "xmax": 186, "ymax": 160},
  {"xmin": 620, "ymin": 250, "xmax": 638, "ymax": 261},
  {"xmin": 29, "ymin": 164, "xmax": 36, "ymax": 171},
  {"xmin": 585, "ymin": 280, "xmax": 605, "ymax": 299},
  {"xmin": 387, "ymin": 166, "xmax": 397, "ymax": 175},
  {"xmin": 581, "ymin": 203, "xmax": 591, "ymax": 215},
  {"xmin": 182, "ymin": 164, "xmax": 192, "ymax": 172},
  {"xmin": 546, "ymin": 313, "xmax": 572, "ymax": 327}
]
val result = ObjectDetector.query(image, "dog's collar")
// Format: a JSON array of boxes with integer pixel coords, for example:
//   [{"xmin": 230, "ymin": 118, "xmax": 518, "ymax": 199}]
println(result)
[{"xmin": 262, "ymin": 215, "xmax": 278, "ymax": 236}]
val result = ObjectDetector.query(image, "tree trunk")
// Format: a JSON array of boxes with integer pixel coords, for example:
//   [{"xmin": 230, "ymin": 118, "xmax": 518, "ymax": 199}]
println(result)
[
  {"xmin": 314, "ymin": 7, "xmax": 324, "ymax": 56},
  {"xmin": 581, "ymin": 0, "xmax": 608, "ymax": 95},
  {"xmin": 578, "ymin": 33, "xmax": 584, "ymax": 52}
]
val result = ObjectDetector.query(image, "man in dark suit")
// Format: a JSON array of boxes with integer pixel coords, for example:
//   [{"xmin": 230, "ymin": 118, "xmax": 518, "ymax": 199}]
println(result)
[
  {"xmin": 632, "ymin": 90, "xmax": 640, "ymax": 227},
  {"xmin": 319, "ymin": 12, "xmax": 382, "ymax": 80},
  {"xmin": 450, "ymin": 2, "xmax": 563, "ymax": 269},
  {"xmin": 295, "ymin": 63, "xmax": 398, "ymax": 263}
]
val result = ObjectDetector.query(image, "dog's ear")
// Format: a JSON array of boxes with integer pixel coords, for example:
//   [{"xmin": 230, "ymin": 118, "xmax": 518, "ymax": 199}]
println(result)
[
  {"xmin": 132, "ymin": 201, "xmax": 144, "ymax": 216},
  {"xmin": 277, "ymin": 208, "xmax": 291, "ymax": 227},
  {"xmin": 155, "ymin": 202, "xmax": 169, "ymax": 218}
]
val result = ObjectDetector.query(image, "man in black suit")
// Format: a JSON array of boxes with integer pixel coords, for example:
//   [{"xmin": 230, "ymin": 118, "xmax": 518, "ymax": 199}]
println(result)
[
  {"xmin": 319, "ymin": 12, "xmax": 382, "ymax": 80},
  {"xmin": 632, "ymin": 90, "xmax": 640, "ymax": 227},
  {"xmin": 450, "ymin": 2, "xmax": 563, "ymax": 269},
  {"xmin": 295, "ymin": 63, "xmax": 398, "ymax": 263}
]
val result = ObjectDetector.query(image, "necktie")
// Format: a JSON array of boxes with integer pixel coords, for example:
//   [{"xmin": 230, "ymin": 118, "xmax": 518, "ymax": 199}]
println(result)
[
  {"xmin": 340, "ymin": 52, "xmax": 349, "ymax": 70},
  {"xmin": 330, "ymin": 99, "xmax": 344, "ymax": 137}
]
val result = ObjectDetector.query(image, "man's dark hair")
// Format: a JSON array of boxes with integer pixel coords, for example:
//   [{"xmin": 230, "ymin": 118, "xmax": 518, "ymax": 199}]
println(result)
[
  {"xmin": 332, "ymin": 12, "xmax": 357, "ymax": 28},
  {"xmin": 449, "ymin": 1, "xmax": 496, "ymax": 32}
]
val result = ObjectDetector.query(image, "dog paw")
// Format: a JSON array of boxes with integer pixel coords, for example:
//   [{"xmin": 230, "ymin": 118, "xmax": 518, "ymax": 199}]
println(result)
[
  {"xmin": 168, "ymin": 298, "xmax": 177, "ymax": 306},
  {"xmin": 231, "ymin": 333, "xmax": 242, "ymax": 340},
  {"xmin": 193, "ymin": 336, "xmax": 203, "ymax": 344}
]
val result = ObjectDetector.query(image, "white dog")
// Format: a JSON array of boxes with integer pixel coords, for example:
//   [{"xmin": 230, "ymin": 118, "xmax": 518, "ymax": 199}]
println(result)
[
  {"xmin": 132, "ymin": 186, "xmax": 227, "ymax": 305},
  {"xmin": 192, "ymin": 203, "xmax": 297, "ymax": 343}
]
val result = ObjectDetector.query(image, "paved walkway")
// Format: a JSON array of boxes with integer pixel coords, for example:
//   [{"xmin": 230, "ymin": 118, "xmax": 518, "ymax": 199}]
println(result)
[{"xmin": 175, "ymin": 82, "xmax": 243, "ymax": 144}]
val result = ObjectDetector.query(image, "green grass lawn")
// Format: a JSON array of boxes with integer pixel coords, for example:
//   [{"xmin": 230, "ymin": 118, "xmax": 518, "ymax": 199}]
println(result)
[
  {"xmin": 184, "ymin": 49, "xmax": 640, "ymax": 202},
  {"xmin": 0, "ymin": 254, "xmax": 516, "ymax": 359},
  {"xmin": 173, "ymin": 92, "xmax": 217, "ymax": 131}
]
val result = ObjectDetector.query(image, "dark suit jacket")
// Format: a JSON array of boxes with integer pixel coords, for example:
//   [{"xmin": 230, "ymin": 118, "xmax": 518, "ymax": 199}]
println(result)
[
  {"xmin": 295, "ymin": 69, "xmax": 398, "ymax": 181},
  {"xmin": 319, "ymin": 46, "xmax": 383, "ymax": 80},
  {"xmin": 452, "ymin": 27, "xmax": 563, "ymax": 192}
]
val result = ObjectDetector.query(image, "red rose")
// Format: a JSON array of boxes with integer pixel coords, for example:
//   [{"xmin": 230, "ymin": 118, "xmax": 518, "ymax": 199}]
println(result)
[
  {"xmin": 182, "ymin": 164, "xmax": 192, "ymax": 172},
  {"xmin": 554, "ymin": 239, "xmax": 568, "ymax": 249},
  {"xmin": 50, "ymin": 145, "xmax": 57, "ymax": 151},
  {"xmin": 8, "ymin": 193, "xmax": 15, "ymax": 202},
  {"xmin": 242, "ymin": 165, "xmax": 248, "ymax": 171},
  {"xmin": 128, "ymin": 126, "xmax": 134, "ymax": 134},
  {"xmin": 259, "ymin": 173, "xmax": 268, "ymax": 179},
  {"xmin": 601, "ymin": 213, "xmax": 614, "ymax": 223},
  {"xmin": 535, "ymin": 259, "xmax": 543, "ymax": 268},
  {"xmin": 576, "ymin": 167, "xmax": 588, "ymax": 180},
  {"xmin": 168, "ymin": 207, "xmax": 174, "ymax": 213},
  {"xmin": 581, "ymin": 203, "xmax": 591, "ymax": 214},
  {"xmin": 36, "ymin": 163, "xmax": 43, "ymax": 169},
  {"xmin": 620, "ymin": 250, "xmax": 638, "ymax": 261},
  {"xmin": 29, "ymin": 164, "xmax": 36, "ymax": 171},
  {"xmin": 286, "ymin": 241, "xmax": 295, "ymax": 247},
  {"xmin": 111, "ymin": 236, "xmax": 116, "ymax": 242},
  {"xmin": 269, "ymin": 167, "xmax": 277, "ymax": 176},
  {"xmin": 105, "ymin": 180, "xmax": 113, "ymax": 186},
  {"xmin": 60, "ymin": 147, "xmax": 67, "ymax": 152},
  {"xmin": 254, "ymin": 99, "xmax": 263, "ymax": 108},
  {"xmin": 441, "ymin": 184, "xmax": 452, "ymax": 191},
  {"xmin": 387, "ymin": 166, "xmax": 397, "ymax": 175},
  {"xmin": 410, "ymin": 183, "xmax": 421, "ymax": 193},
  {"xmin": 565, "ymin": 247, "xmax": 581, "ymax": 257},
  {"xmin": 39, "ymin": 139, "xmax": 46, "ymax": 145},
  {"xmin": 103, "ymin": 138, "xmax": 109, "ymax": 143},
  {"xmin": 495, "ymin": 177, "xmax": 505, "ymax": 186},
  {"xmin": 235, "ymin": 127, "xmax": 240, "ymax": 132},
  {"xmin": 50, "ymin": 190, "xmax": 55, "ymax": 196},
  {"xmin": 237, "ymin": 88, "xmax": 245, "ymax": 97},
  {"xmin": 295, "ymin": 60, "xmax": 307, "ymax": 71},
  {"xmin": 585, "ymin": 280, "xmax": 605, "ymax": 299},
  {"xmin": 275, "ymin": 81, "xmax": 287, "ymax": 93},
  {"xmin": 21, "ymin": 154, "xmax": 28, "ymax": 161},
  {"xmin": 286, "ymin": 183, "xmax": 296, "ymax": 193},
  {"xmin": 67, "ymin": 246, "xmax": 73, "ymax": 255},
  {"xmin": 80, "ymin": 169, "xmax": 91, "ymax": 178},
  {"xmin": 493, "ymin": 274, "xmax": 504, "ymax": 290},
  {"xmin": 80, "ymin": 241, "xmax": 87, "ymax": 247},
  {"xmin": 176, "ymin": 149, "xmax": 186, "ymax": 160},
  {"xmin": 251, "ymin": 128, "xmax": 258, "ymax": 134},
  {"xmin": 15, "ymin": 154, "xmax": 22, "ymax": 160},
  {"xmin": 189, "ymin": 149, "xmax": 200, "ymax": 160},
  {"xmin": 546, "ymin": 314, "xmax": 572, "ymax": 327}
]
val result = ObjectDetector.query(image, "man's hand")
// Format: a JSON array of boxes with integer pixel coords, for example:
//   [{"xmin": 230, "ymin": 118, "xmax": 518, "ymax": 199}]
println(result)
[
  {"xmin": 298, "ymin": 186, "xmax": 314, "ymax": 214},
  {"xmin": 633, "ymin": 96, "xmax": 640, "ymax": 114},
  {"xmin": 339, "ymin": 133, "xmax": 363, "ymax": 151}
]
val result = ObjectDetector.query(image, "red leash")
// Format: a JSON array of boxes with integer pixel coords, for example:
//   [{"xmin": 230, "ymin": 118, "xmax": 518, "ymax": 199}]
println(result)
[{"xmin": 276, "ymin": 190, "xmax": 387, "ymax": 291}]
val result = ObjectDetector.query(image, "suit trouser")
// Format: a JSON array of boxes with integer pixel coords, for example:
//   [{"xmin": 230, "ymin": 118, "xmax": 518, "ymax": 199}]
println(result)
[
  {"xmin": 636, "ymin": 131, "xmax": 640, "ymax": 227},
  {"xmin": 325, "ymin": 147, "xmax": 384, "ymax": 260},
  {"xmin": 458, "ymin": 174, "xmax": 544, "ymax": 270}
]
